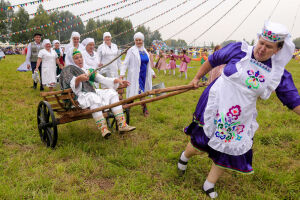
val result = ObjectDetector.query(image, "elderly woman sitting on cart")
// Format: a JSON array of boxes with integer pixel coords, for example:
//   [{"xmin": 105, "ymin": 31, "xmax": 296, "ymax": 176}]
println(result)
[{"xmin": 59, "ymin": 48, "xmax": 136, "ymax": 139}]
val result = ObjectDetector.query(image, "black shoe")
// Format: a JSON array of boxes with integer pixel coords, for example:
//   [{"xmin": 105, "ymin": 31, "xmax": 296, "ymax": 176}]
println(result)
[
  {"xmin": 40, "ymin": 87, "xmax": 44, "ymax": 91},
  {"xmin": 203, "ymin": 187, "xmax": 218, "ymax": 199},
  {"xmin": 33, "ymin": 82, "xmax": 37, "ymax": 89},
  {"xmin": 177, "ymin": 152, "xmax": 188, "ymax": 176}
]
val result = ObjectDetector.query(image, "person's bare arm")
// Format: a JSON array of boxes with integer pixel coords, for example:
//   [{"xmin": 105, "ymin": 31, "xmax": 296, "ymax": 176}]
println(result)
[
  {"xmin": 189, "ymin": 60, "xmax": 213, "ymax": 88},
  {"xmin": 75, "ymin": 74, "xmax": 89, "ymax": 88},
  {"xmin": 35, "ymin": 58, "xmax": 42, "ymax": 71}
]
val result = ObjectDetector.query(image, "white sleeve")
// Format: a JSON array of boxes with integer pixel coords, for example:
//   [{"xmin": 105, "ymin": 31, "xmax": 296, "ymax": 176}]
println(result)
[
  {"xmin": 95, "ymin": 73, "xmax": 119, "ymax": 89},
  {"xmin": 97, "ymin": 46, "xmax": 103, "ymax": 64},
  {"xmin": 70, "ymin": 76, "xmax": 82, "ymax": 95},
  {"xmin": 117, "ymin": 48, "xmax": 122, "ymax": 71},
  {"xmin": 37, "ymin": 50, "xmax": 44, "ymax": 59},
  {"xmin": 26, "ymin": 43, "xmax": 32, "ymax": 65},
  {"xmin": 120, "ymin": 51, "xmax": 130, "ymax": 76}
]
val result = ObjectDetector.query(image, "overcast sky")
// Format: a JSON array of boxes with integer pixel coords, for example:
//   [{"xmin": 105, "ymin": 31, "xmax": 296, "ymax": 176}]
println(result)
[{"xmin": 7, "ymin": 0, "xmax": 300, "ymax": 46}]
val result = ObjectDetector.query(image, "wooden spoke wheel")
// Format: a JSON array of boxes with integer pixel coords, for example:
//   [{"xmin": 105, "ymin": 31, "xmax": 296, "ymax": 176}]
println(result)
[{"xmin": 37, "ymin": 101, "xmax": 58, "ymax": 148}]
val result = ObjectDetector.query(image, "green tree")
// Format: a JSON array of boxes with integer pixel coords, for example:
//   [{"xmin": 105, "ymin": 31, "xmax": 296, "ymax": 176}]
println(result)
[
  {"xmin": 0, "ymin": 0, "xmax": 13, "ymax": 42},
  {"xmin": 27, "ymin": 5, "xmax": 55, "ymax": 41},
  {"xmin": 50, "ymin": 10, "xmax": 85, "ymax": 43},
  {"xmin": 150, "ymin": 30, "xmax": 162, "ymax": 43},
  {"xmin": 95, "ymin": 19, "xmax": 112, "ymax": 44},
  {"xmin": 165, "ymin": 39, "xmax": 187, "ymax": 48},
  {"xmin": 210, "ymin": 41, "xmax": 215, "ymax": 49},
  {"xmin": 221, "ymin": 40, "xmax": 236, "ymax": 47},
  {"xmin": 10, "ymin": 8, "xmax": 29, "ymax": 43},
  {"xmin": 136, "ymin": 25, "xmax": 152, "ymax": 47},
  {"xmin": 110, "ymin": 17, "xmax": 134, "ymax": 46},
  {"xmin": 85, "ymin": 19, "xmax": 97, "ymax": 41},
  {"xmin": 293, "ymin": 37, "xmax": 300, "ymax": 49}
]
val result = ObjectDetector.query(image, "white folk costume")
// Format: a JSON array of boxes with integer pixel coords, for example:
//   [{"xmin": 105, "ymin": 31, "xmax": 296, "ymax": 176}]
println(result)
[
  {"xmin": 120, "ymin": 32, "xmax": 155, "ymax": 98},
  {"xmin": 38, "ymin": 39, "xmax": 58, "ymax": 87},
  {"xmin": 64, "ymin": 32, "xmax": 85, "ymax": 66},
  {"xmin": 183, "ymin": 21, "xmax": 298, "ymax": 174},
  {"xmin": 60, "ymin": 48, "xmax": 135, "ymax": 138},
  {"xmin": 97, "ymin": 32, "xmax": 121, "ymax": 78},
  {"xmin": 82, "ymin": 38, "xmax": 100, "ymax": 70}
]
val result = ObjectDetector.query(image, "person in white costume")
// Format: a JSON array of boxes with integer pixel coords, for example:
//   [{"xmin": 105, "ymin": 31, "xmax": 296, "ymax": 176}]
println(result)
[
  {"xmin": 82, "ymin": 38, "xmax": 101, "ymax": 88},
  {"xmin": 177, "ymin": 21, "xmax": 300, "ymax": 199},
  {"xmin": 64, "ymin": 32, "xmax": 85, "ymax": 66},
  {"xmin": 35, "ymin": 39, "xmax": 62, "ymax": 91},
  {"xmin": 97, "ymin": 32, "xmax": 121, "ymax": 80},
  {"xmin": 59, "ymin": 48, "xmax": 136, "ymax": 139},
  {"xmin": 120, "ymin": 32, "xmax": 156, "ymax": 117},
  {"xmin": 82, "ymin": 38, "xmax": 100, "ymax": 70}
]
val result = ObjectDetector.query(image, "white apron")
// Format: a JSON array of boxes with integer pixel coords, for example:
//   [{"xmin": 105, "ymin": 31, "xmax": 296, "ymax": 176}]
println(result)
[
  {"xmin": 203, "ymin": 42, "xmax": 285, "ymax": 156},
  {"xmin": 39, "ymin": 49, "xmax": 57, "ymax": 86}
]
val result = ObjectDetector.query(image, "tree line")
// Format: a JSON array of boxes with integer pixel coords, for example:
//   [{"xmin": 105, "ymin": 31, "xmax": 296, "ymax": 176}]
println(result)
[{"xmin": 0, "ymin": 2, "xmax": 169, "ymax": 46}]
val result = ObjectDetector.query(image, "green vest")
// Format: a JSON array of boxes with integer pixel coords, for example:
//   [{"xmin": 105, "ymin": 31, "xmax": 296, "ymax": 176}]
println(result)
[{"xmin": 30, "ymin": 42, "xmax": 43, "ymax": 62}]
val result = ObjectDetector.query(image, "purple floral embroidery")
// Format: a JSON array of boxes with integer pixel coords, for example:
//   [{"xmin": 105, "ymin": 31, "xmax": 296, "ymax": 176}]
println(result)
[
  {"xmin": 245, "ymin": 69, "xmax": 265, "ymax": 89},
  {"xmin": 214, "ymin": 105, "xmax": 245, "ymax": 143},
  {"xmin": 227, "ymin": 105, "xmax": 241, "ymax": 120}
]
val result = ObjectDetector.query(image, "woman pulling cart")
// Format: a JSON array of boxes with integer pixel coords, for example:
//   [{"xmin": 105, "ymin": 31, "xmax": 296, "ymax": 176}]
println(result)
[{"xmin": 177, "ymin": 21, "xmax": 300, "ymax": 199}]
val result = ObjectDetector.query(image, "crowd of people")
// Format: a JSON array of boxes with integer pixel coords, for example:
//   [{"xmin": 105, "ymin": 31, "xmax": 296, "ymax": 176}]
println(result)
[{"xmin": 21, "ymin": 21, "xmax": 300, "ymax": 199}]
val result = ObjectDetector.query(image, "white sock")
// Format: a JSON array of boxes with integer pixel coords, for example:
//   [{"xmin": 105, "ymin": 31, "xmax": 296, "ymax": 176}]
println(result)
[
  {"xmin": 185, "ymin": 72, "xmax": 188, "ymax": 79},
  {"xmin": 178, "ymin": 151, "xmax": 189, "ymax": 171},
  {"xmin": 203, "ymin": 180, "xmax": 218, "ymax": 199}
]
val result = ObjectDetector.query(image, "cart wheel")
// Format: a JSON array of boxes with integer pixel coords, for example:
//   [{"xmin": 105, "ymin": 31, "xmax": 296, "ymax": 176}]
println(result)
[{"xmin": 37, "ymin": 101, "xmax": 58, "ymax": 148}]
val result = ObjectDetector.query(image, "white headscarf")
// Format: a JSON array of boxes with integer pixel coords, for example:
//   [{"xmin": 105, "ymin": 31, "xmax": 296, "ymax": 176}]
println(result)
[
  {"xmin": 42, "ymin": 39, "xmax": 51, "ymax": 48},
  {"xmin": 134, "ymin": 32, "xmax": 145, "ymax": 51},
  {"xmin": 52, "ymin": 40, "xmax": 60, "ymax": 46},
  {"xmin": 134, "ymin": 32, "xmax": 144, "ymax": 41},
  {"xmin": 68, "ymin": 47, "xmax": 84, "ymax": 68},
  {"xmin": 84, "ymin": 38, "xmax": 95, "ymax": 47},
  {"xmin": 70, "ymin": 32, "xmax": 81, "ymax": 46},
  {"xmin": 103, "ymin": 32, "xmax": 111, "ymax": 40}
]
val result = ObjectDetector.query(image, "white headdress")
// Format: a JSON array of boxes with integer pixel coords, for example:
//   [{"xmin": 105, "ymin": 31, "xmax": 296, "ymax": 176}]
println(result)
[
  {"xmin": 52, "ymin": 40, "xmax": 60, "ymax": 46},
  {"xmin": 103, "ymin": 32, "xmax": 111, "ymax": 40},
  {"xmin": 42, "ymin": 39, "xmax": 51, "ymax": 47},
  {"xmin": 70, "ymin": 31, "xmax": 81, "ymax": 46},
  {"xmin": 134, "ymin": 32, "xmax": 144, "ymax": 41}
]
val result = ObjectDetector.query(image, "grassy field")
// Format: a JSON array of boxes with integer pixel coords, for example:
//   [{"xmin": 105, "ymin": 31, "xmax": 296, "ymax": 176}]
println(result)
[{"xmin": 0, "ymin": 55, "xmax": 299, "ymax": 200}]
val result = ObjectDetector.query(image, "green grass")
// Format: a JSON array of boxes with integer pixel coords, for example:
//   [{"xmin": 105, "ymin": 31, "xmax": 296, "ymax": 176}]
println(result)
[{"xmin": 0, "ymin": 55, "xmax": 299, "ymax": 199}]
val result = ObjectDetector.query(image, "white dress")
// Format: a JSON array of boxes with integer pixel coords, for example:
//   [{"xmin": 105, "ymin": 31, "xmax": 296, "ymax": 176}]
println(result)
[
  {"xmin": 70, "ymin": 67, "xmax": 119, "ymax": 109},
  {"xmin": 38, "ymin": 49, "xmax": 58, "ymax": 87},
  {"xmin": 97, "ymin": 43, "xmax": 121, "ymax": 78},
  {"xmin": 120, "ymin": 46, "xmax": 155, "ymax": 98}
]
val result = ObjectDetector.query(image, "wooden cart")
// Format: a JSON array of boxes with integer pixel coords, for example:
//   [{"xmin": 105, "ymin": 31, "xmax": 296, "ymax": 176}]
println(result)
[{"xmin": 37, "ymin": 84, "xmax": 206, "ymax": 148}]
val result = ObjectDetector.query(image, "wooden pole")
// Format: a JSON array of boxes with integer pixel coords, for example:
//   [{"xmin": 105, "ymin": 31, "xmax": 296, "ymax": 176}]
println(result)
[
  {"xmin": 123, "ymin": 89, "xmax": 190, "ymax": 109},
  {"xmin": 66, "ymin": 84, "xmax": 207, "ymax": 118}
]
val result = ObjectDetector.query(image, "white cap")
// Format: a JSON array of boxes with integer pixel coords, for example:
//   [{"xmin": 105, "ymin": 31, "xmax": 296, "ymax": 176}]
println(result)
[
  {"xmin": 103, "ymin": 32, "xmax": 111, "ymax": 40},
  {"xmin": 42, "ymin": 39, "xmax": 51, "ymax": 47},
  {"xmin": 134, "ymin": 32, "xmax": 144, "ymax": 41},
  {"xmin": 52, "ymin": 40, "xmax": 60, "ymax": 46}
]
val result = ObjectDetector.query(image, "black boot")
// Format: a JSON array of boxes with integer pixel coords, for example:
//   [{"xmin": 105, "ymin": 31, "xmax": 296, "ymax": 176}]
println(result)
[
  {"xmin": 33, "ymin": 81, "xmax": 37, "ymax": 89},
  {"xmin": 40, "ymin": 84, "xmax": 44, "ymax": 91}
]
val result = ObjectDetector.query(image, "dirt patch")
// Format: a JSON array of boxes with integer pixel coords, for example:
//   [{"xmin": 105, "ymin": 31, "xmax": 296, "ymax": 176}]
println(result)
[
  {"xmin": 84, "ymin": 177, "xmax": 115, "ymax": 191},
  {"xmin": 2, "ymin": 139, "xmax": 34, "ymax": 151}
]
